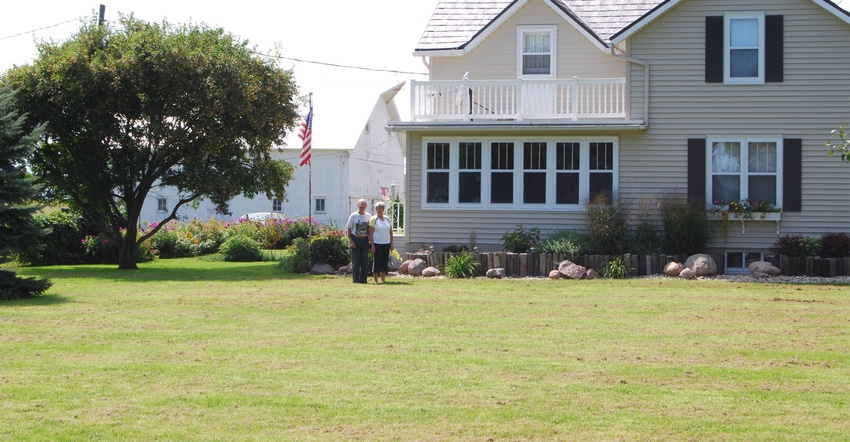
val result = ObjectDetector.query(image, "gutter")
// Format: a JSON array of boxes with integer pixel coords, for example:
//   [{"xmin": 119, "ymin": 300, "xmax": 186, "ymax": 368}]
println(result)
[{"xmin": 609, "ymin": 47, "xmax": 650, "ymax": 127}]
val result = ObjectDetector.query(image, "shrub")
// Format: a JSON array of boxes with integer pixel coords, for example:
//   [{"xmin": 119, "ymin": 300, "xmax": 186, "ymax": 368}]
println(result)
[
  {"xmin": 538, "ymin": 231, "xmax": 587, "ymax": 261},
  {"xmin": 820, "ymin": 232, "xmax": 850, "ymax": 258},
  {"xmin": 279, "ymin": 237, "xmax": 310, "ymax": 274},
  {"xmin": 770, "ymin": 234, "xmax": 820, "ymax": 258},
  {"xmin": 661, "ymin": 195, "xmax": 711, "ymax": 255},
  {"xmin": 443, "ymin": 252, "xmax": 480, "ymax": 278},
  {"xmin": 501, "ymin": 224, "xmax": 541, "ymax": 253},
  {"xmin": 16, "ymin": 210, "xmax": 94, "ymax": 265},
  {"xmin": 309, "ymin": 231, "xmax": 349, "ymax": 268},
  {"xmin": 601, "ymin": 256, "xmax": 630, "ymax": 279},
  {"xmin": 584, "ymin": 195, "xmax": 629, "ymax": 255},
  {"xmin": 81, "ymin": 233, "xmax": 120, "ymax": 264},
  {"xmin": 148, "ymin": 228, "xmax": 194, "ymax": 258},
  {"xmin": 219, "ymin": 235, "xmax": 263, "ymax": 262}
]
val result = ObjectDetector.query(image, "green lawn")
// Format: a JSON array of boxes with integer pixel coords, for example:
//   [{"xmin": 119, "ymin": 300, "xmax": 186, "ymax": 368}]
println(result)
[{"xmin": 4, "ymin": 259, "xmax": 849, "ymax": 440}]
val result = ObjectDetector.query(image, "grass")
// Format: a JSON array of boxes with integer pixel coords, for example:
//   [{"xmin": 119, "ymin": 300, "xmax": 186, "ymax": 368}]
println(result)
[{"xmin": 4, "ymin": 258, "xmax": 850, "ymax": 440}]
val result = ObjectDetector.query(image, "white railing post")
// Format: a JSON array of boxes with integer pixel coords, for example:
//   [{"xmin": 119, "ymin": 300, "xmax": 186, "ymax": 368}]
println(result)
[
  {"xmin": 516, "ymin": 77, "xmax": 524, "ymax": 121},
  {"xmin": 462, "ymin": 76, "xmax": 471, "ymax": 121},
  {"xmin": 410, "ymin": 79, "xmax": 417, "ymax": 121},
  {"xmin": 571, "ymin": 76, "xmax": 579, "ymax": 121}
]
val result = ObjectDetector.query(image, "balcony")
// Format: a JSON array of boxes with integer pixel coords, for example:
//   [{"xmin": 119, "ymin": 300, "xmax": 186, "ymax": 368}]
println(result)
[{"xmin": 410, "ymin": 77, "xmax": 630, "ymax": 123}]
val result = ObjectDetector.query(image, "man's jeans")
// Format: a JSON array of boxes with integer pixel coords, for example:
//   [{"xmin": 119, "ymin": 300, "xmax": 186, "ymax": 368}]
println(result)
[{"xmin": 350, "ymin": 236, "xmax": 370, "ymax": 283}]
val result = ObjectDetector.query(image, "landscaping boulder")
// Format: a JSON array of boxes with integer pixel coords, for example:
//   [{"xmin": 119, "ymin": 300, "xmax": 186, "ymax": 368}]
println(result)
[
  {"xmin": 486, "ymin": 268, "xmax": 506, "ymax": 279},
  {"xmin": 558, "ymin": 260, "xmax": 587, "ymax": 280},
  {"xmin": 679, "ymin": 267, "xmax": 696, "ymax": 279},
  {"xmin": 548, "ymin": 269, "xmax": 561, "ymax": 280},
  {"xmin": 338, "ymin": 264, "xmax": 350, "ymax": 275},
  {"xmin": 408, "ymin": 259, "xmax": 427, "ymax": 276},
  {"xmin": 684, "ymin": 254, "xmax": 717, "ymax": 276},
  {"xmin": 422, "ymin": 266, "xmax": 441, "ymax": 277},
  {"xmin": 585, "ymin": 268, "xmax": 599, "ymax": 280},
  {"xmin": 664, "ymin": 261, "xmax": 684, "ymax": 277},
  {"xmin": 398, "ymin": 260, "xmax": 412, "ymax": 275},
  {"xmin": 310, "ymin": 262, "xmax": 337, "ymax": 275},
  {"xmin": 750, "ymin": 261, "xmax": 781, "ymax": 278}
]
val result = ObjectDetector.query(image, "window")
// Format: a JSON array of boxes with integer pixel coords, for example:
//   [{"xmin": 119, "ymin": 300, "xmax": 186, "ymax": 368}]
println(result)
[
  {"xmin": 272, "ymin": 197, "xmax": 282, "ymax": 212},
  {"xmin": 523, "ymin": 142, "xmax": 546, "ymax": 204},
  {"xmin": 709, "ymin": 138, "xmax": 780, "ymax": 206},
  {"xmin": 706, "ymin": 15, "xmax": 783, "ymax": 84},
  {"xmin": 421, "ymin": 137, "xmax": 617, "ymax": 210},
  {"xmin": 589, "ymin": 142, "xmax": 614, "ymax": 203},
  {"xmin": 426, "ymin": 142, "xmax": 450, "ymax": 203},
  {"xmin": 726, "ymin": 251, "xmax": 763, "ymax": 274},
  {"xmin": 518, "ymin": 26, "xmax": 556, "ymax": 78},
  {"xmin": 726, "ymin": 15, "xmax": 763, "ymax": 83},
  {"xmin": 491, "ymin": 142, "xmax": 514, "ymax": 204},
  {"xmin": 314, "ymin": 197, "xmax": 326, "ymax": 214},
  {"xmin": 157, "ymin": 197, "xmax": 167, "ymax": 212},
  {"xmin": 458, "ymin": 142, "xmax": 482, "ymax": 203}
]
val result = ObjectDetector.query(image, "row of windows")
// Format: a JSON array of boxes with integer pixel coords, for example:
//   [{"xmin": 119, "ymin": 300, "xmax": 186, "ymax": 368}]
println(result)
[
  {"xmin": 423, "ymin": 138, "xmax": 616, "ymax": 209},
  {"xmin": 422, "ymin": 136, "xmax": 783, "ymax": 210},
  {"xmin": 155, "ymin": 197, "xmax": 327, "ymax": 214}
]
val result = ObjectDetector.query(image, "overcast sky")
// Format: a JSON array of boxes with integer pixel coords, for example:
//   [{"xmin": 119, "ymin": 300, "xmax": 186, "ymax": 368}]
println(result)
[{"xmin": 0, "ymin": 0, "xmax": 436, "ymax": 151}]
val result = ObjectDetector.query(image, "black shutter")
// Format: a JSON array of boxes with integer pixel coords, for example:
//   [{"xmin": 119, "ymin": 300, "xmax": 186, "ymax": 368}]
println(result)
[
  {"xmin": 783, "ymin": 138, "xmax": 802, "ymax": 212},
  {"xmin": 688, "ymin": 138, "xmax": 707, "ymax": 204},
  {"xmin": 705, "ymin": 16, "xmax": 723, "ymax": 83},
  {"xmin": 765, "ymin": 15, "xmax": 784, "ymax": 82}
]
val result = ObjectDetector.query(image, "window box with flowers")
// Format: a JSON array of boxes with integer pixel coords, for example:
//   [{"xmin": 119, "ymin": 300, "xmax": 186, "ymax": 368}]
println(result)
[{"xmin": 709, "ymin": 199, "xmax": 782, "ymax": 235}]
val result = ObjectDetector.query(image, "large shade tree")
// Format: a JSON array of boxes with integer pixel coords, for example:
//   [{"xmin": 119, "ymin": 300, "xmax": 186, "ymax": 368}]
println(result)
[{"xmin": 2, "ymin": 15, "xmax": 300, "ymax": 269}]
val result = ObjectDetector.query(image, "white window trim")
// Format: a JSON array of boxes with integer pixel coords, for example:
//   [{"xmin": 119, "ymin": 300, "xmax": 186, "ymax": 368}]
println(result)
[
  {"xmin": 724, "ymin": 13, "xmax": 765, "ymax": 84},
  {"xmin": 421, "ymin": 136, "xmax": 618, "ymax": 211},
  {"xmin": 156, "ymin": 197, "xmax": 167, "ymax": 212},
  {"xmin": 705, "ymin": 136, "xmax": 783, "ymax": 208},
  {"xmin": 517, "ymin": 26, "xmax": 557, "ymax": 79}
]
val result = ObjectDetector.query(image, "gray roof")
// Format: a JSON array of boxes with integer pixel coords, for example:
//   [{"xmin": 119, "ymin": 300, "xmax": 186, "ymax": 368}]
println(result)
[
  {"xmin": 415, "ymin": 0, "xmax": 662, "ymax": 51},
  {"xmin": 415, "ymin": 0, "xmax": 850, "ymax": 52}
]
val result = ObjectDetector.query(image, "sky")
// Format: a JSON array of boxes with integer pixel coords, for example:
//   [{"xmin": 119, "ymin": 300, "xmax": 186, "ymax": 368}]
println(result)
[{"xmin": 0, "ymin": 0, "xmax": 437, "ymax": 151}]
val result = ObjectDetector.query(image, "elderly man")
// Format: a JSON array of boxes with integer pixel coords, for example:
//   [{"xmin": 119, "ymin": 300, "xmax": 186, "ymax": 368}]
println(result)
[{"xmin": 345, "ymin": 199, "xmax": 371, "ymax": 283}]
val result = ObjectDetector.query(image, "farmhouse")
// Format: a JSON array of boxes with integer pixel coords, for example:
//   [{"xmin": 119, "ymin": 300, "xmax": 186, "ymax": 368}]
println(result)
[{"xmin": 388, "ymin": 0, "xmax": 850, "ymax": 272}]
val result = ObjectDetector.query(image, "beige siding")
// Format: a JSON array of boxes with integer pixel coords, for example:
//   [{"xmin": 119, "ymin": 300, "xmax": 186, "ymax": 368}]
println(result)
[
  {"xmin": 430, "ymin": 0, "xmax": 626, "ymax": 81},
  {"xmin": 403, "ymin": 0, "xmax": 850, "ymax": 255},
  {"xmin": 619, "ymin": 0, "xmax": 850, "ymax": 251}
]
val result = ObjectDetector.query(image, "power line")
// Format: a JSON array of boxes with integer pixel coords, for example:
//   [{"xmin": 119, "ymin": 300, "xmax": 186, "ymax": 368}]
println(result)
[
  {"xmin": 0, "ymin": 17, "xmax": 83, "ymax": 42},
  {"xmin": 253, "ymin": 50, "xmax": 428, "ymax": 77}
]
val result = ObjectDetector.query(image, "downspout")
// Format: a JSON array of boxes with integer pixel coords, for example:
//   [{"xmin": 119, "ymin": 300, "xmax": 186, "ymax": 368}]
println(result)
[{"xmin": 609, "ymin": 46, "xmax": 649, "ymax": 127}]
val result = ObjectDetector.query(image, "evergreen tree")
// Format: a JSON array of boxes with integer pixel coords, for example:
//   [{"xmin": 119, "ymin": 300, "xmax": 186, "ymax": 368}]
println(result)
[{"xmin": 0, "ymin": 85, "xmax": 51, "ymax": 299}]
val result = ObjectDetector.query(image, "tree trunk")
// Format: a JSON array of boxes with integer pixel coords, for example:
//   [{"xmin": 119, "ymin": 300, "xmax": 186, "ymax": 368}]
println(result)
[{"xmin": 117, "ymin": 226, "xmax": 138, "ymax": 270}]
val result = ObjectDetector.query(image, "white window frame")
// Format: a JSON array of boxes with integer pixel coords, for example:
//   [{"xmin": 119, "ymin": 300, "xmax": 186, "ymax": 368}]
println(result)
[
  {"xmin": 272, "ymin": 197, "xmax": 282, "ymax": 212},
  {"xmin": 156, "ymin": 197, "xmax": 167, "ymax": 212},
  {"xmin": 517, "ymin": 26, "xmax": 557, "ymax": 79},
  {"xmin": 421, "ymin": 136, "xmax": 618, "ymax": 211},
  {"xmin": 314, "ymin": 197, "xmax": 326, "ymax": 214},
  {"xmin": 724, "ymin": 13, "xmax": 765, "ymax": 84},
  {"xmin": 706, "ymin": 136, "xmax": 782, "ymax": 208}
]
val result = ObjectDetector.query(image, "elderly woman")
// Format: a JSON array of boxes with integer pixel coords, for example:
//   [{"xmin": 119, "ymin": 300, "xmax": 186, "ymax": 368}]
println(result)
[{"xmin": 368, "ymin": 202, "xmax": 394, "ymax": 283}]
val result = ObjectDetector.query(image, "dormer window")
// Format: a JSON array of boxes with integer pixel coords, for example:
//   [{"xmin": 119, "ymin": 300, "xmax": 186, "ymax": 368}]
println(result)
[{"xmin": 518, "ymin": 26, "xmax": 556, "ymax": 78}]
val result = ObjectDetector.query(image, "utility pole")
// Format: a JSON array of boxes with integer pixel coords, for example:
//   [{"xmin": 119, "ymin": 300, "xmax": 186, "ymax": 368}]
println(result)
[{"xmin": 98, "ymin": 5, "xmax": 106, "ymax": 26}]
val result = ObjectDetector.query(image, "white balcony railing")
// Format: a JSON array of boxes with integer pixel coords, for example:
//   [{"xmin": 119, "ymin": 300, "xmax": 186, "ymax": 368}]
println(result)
[{"xmin": 410, "ymin": 77, "xmax": 627, "ymax": 122}]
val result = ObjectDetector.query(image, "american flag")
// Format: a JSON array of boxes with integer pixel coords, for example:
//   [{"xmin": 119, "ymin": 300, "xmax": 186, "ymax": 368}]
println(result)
[{"xmin": 298, "ymin": 106, "xmax": 313, "ymax": 167}]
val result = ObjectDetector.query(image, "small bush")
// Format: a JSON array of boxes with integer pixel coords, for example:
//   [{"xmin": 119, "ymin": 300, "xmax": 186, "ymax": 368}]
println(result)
[
  {"xmin": 16, "ymin": 211, "xmax": 94, "ymax": 265},
  {"xmin": 219, "ymin": 235, "xmax": 263, "ymax": 262},
  {"xmin": 770, "ymin": 234, "xmax": 820, "ymax": 258},
  {"xmin": 0, "ymin": 269, "xmax": 52, "ymax": 300},
  {"xmin": 443, "ymin": 252, "xmax": 480, "ymax": 278},
  {"xmin": 309, "ymin": 231, "xmax": 349, "ymax": 268},
  {"xmin": 661, "ymin": 195, "xmax": 711, "ymax": 255},
  {"xmin": 820, "ymin": 232, "xmax": 850, "ymax": 258},
  {"xmin": 501, "ymin": 224, "xmax": 540, "ymax": 253},
  {"xmin": 279, "ymin": 237, "xmax": 310, "ymax": 273},
  {"xmin": 601, "ymin": 256, "xmax": 630, "ymax": 279},
  {"xmin": 538, "ymin": 231, "xmax": 587, "ymax": 261},
  {"xmin": 584, "ymin": 195, "xmax": 629, "ymax": 255}
]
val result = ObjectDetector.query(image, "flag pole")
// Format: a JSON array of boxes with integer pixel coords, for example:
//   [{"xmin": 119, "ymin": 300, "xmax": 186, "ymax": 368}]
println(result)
[
  {"xmin": 298, "ymin": 93, "xmax": 314, "ymax": 269},
  {"xmin": 308, "ymin": 93, "xmax": 313, "ymax": 243}
]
